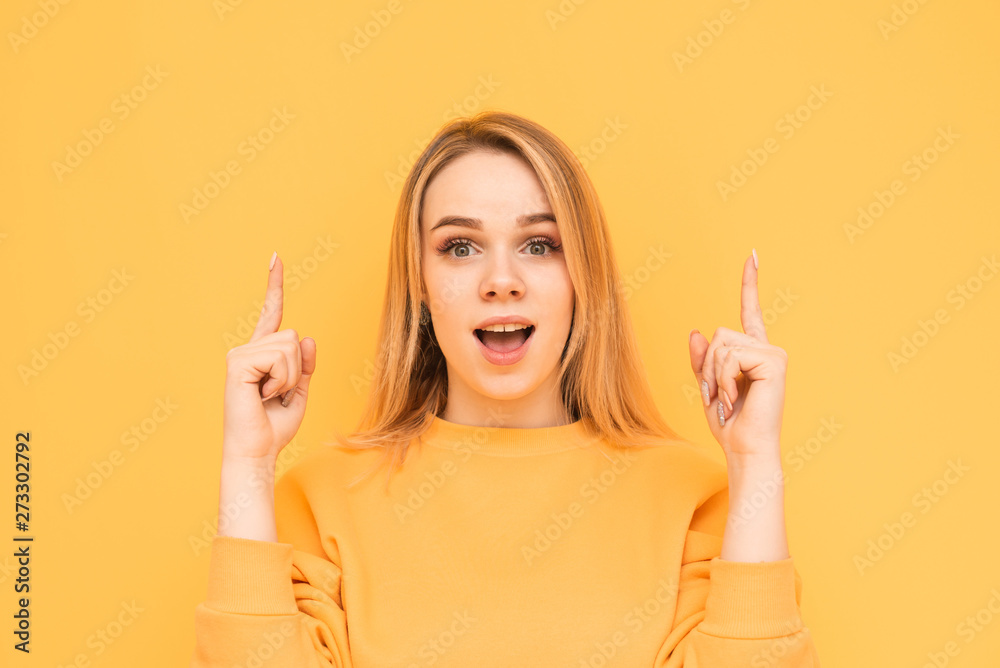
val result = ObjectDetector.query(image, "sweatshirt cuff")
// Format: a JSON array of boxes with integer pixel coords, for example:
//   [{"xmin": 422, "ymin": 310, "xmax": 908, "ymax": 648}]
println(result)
[
  {"xmin": 698, "ymin": 556, "xmax": 803, "ymax": 639},
  {"xmin": 204, "ymin": 535, "xmax": 299, "ymax": 615}
]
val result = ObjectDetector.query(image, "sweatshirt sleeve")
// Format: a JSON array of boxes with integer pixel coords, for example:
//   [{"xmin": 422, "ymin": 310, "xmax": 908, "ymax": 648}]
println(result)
[
  {"xmin": 654, "ymin": 487, "xmax": 821, "ymax": 667},
  {"xmin": 189, "ymin": 468, "xmax": 352, "ymax": 667}
]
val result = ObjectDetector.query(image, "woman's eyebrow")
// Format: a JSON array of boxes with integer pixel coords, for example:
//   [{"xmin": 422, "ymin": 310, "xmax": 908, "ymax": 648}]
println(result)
[{"xmin": 430, "ymin": 212, "xmax": 556, "ymax": 232}]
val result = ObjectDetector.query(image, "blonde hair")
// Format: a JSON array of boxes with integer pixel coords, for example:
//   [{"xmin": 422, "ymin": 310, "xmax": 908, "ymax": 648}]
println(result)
[{"xmin": 326, "ymin": 110, "xmax": 682, "ymax": 488}]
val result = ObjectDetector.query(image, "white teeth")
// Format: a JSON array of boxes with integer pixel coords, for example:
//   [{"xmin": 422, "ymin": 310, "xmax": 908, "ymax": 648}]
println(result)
[{"xmin": 479, "ymin": 323, "xmax": 531, "ymax": 332}]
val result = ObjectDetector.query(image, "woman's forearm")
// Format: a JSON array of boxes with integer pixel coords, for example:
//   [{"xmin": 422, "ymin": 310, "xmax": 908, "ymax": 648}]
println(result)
[
  {"xmin": 215, "ymin": 455, "xmax": 279, "ymax": 543},
  {"xmin": 720, "ymin": 452, "xmax": 790, "ymax": 562}
]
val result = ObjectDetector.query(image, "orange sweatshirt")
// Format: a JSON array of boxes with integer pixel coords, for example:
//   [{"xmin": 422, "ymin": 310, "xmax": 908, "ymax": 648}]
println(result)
[{"xmin": 190, "ymin": 415, "xmax": 820, "ymax": 667}]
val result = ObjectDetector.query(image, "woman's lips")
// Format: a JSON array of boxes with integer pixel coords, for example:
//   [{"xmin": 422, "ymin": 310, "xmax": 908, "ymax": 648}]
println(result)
[{"xmin": 473, "ymin": 326, "xmax": 535, "ymax": 366}]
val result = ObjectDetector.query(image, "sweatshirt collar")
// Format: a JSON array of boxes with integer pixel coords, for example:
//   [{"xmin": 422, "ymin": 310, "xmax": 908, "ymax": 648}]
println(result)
[{"xmin": 420, "ymin": 414, "xmax": 600, "ymax": 457}]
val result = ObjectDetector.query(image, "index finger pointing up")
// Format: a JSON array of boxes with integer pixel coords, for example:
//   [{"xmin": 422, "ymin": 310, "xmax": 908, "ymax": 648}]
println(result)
[
  {"xmin": 250, "ymin": 251, "xmax": 284, "ymax": 342},
  {"xmin": 740, "ymin": 249, "xmax": 768, "ymax": 344}
]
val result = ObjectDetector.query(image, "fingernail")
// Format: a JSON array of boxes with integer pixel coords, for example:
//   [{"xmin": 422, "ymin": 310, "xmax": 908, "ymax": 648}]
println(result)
[
  {"xmin": 269, "ymin": 251, "xmax": 277, "ymax": 271},
  {"xmin": 752, "ymin": 248, "xmax": 758, "ymax": 270},
  {"xmin": 701, "ymin": 379, "xmax": 710, "ymax": 407},
  {"xmin": 280, "ymin": 388, "xmax": 295, "ymax": 407},
  {"xmin": 689, "ymin": 329, "xmax": 699, "ymax": 340},
  {"xmin": 722, "ymin": 389, "xmax": 732, "ymax": 412},
  {"xmin": 718, "ymin": 400, "xmax": 726, "ymax": 426}
]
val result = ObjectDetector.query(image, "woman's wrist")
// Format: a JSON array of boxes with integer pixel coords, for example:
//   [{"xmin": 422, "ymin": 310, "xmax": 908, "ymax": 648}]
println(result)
[
  {"xmin": 721, "ymin": 450, "xmax": 790, "ymax": 562},
  {"xmin": 217, "ymin": 455, "xmax": 278, "ymax": 542}
]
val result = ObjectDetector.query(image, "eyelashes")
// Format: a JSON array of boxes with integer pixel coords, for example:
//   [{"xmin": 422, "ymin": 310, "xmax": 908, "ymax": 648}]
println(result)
[
  {"xmin": 526, "ymin": 235, "xmax": 563, "ymax": 253},
  {"xmin": 435, "ymin": 235, "xmax": 563, "ymax": 257}
]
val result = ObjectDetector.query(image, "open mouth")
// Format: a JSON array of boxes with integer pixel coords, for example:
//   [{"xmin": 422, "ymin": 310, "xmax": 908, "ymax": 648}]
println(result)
[{"xmin": 475, "ymin": 325, "xmax": 534, "ymax": 353}]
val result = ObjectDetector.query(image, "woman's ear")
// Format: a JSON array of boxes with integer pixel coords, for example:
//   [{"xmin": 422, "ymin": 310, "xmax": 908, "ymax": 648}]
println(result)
[{"xmin": 418, "ymin": 277, "xmax": 430, "ymax": 306}]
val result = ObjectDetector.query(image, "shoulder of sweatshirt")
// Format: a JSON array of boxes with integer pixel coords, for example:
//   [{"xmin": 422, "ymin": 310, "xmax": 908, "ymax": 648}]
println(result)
[
  {"xmin": 274, "ymin": 437, "xmax": 393, "ymax": 495},
  {"xmin": 270, "ymin": 441, "xmax": 394, "ymax": 557},
  {"xmin": 603, "ymin": 434, "xmax": 730, "ymax": 504}
]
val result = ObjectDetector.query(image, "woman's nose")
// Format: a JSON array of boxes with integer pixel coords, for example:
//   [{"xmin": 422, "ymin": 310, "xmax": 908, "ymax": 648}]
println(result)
[{"xmin": 480, "ymin": 255, "xmax": 524, "ymax": 298}]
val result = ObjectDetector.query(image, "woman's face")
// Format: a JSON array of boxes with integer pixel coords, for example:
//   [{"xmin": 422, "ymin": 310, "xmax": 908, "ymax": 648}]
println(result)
[{"xmin": 419, "ymin": 149, "xmax": 575, "ymax": 426}]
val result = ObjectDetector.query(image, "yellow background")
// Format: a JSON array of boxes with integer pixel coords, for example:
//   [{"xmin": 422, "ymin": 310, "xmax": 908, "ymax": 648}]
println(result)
[{"xmin": 3, "ymin": 0, "xmax": 999, "ymax": 665}]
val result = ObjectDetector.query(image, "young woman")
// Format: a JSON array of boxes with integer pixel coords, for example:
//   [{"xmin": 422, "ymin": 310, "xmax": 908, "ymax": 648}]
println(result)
[{"xmin": 191, "ymin": 111, "xmax": 820, "ymax": 666}]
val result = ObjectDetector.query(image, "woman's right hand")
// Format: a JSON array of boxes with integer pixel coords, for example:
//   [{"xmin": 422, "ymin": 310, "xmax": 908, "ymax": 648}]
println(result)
[{"xmin": 222, "ymin": 253, "xmax": 317, "ymax": 463}]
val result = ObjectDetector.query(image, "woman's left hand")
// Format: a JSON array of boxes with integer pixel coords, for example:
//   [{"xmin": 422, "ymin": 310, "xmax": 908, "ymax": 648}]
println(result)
[{"xmin": 688, "ymin": 251, "xmax": 788, "ymax": 462}]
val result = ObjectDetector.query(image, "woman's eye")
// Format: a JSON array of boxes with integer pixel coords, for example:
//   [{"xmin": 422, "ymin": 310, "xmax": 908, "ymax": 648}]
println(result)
[
  {"xmin": 436, "ymin": 238, "xmax": 474, "ymax": 257},
  {"xmin": 526, "ymin": 237, "xmax": 562, "ymax": 255}
]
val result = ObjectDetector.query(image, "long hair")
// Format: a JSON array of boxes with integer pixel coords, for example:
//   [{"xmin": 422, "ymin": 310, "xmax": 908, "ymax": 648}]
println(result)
[{"xmin": 326, "ymin": 110, "xmax": 682, "ymax": 488}]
